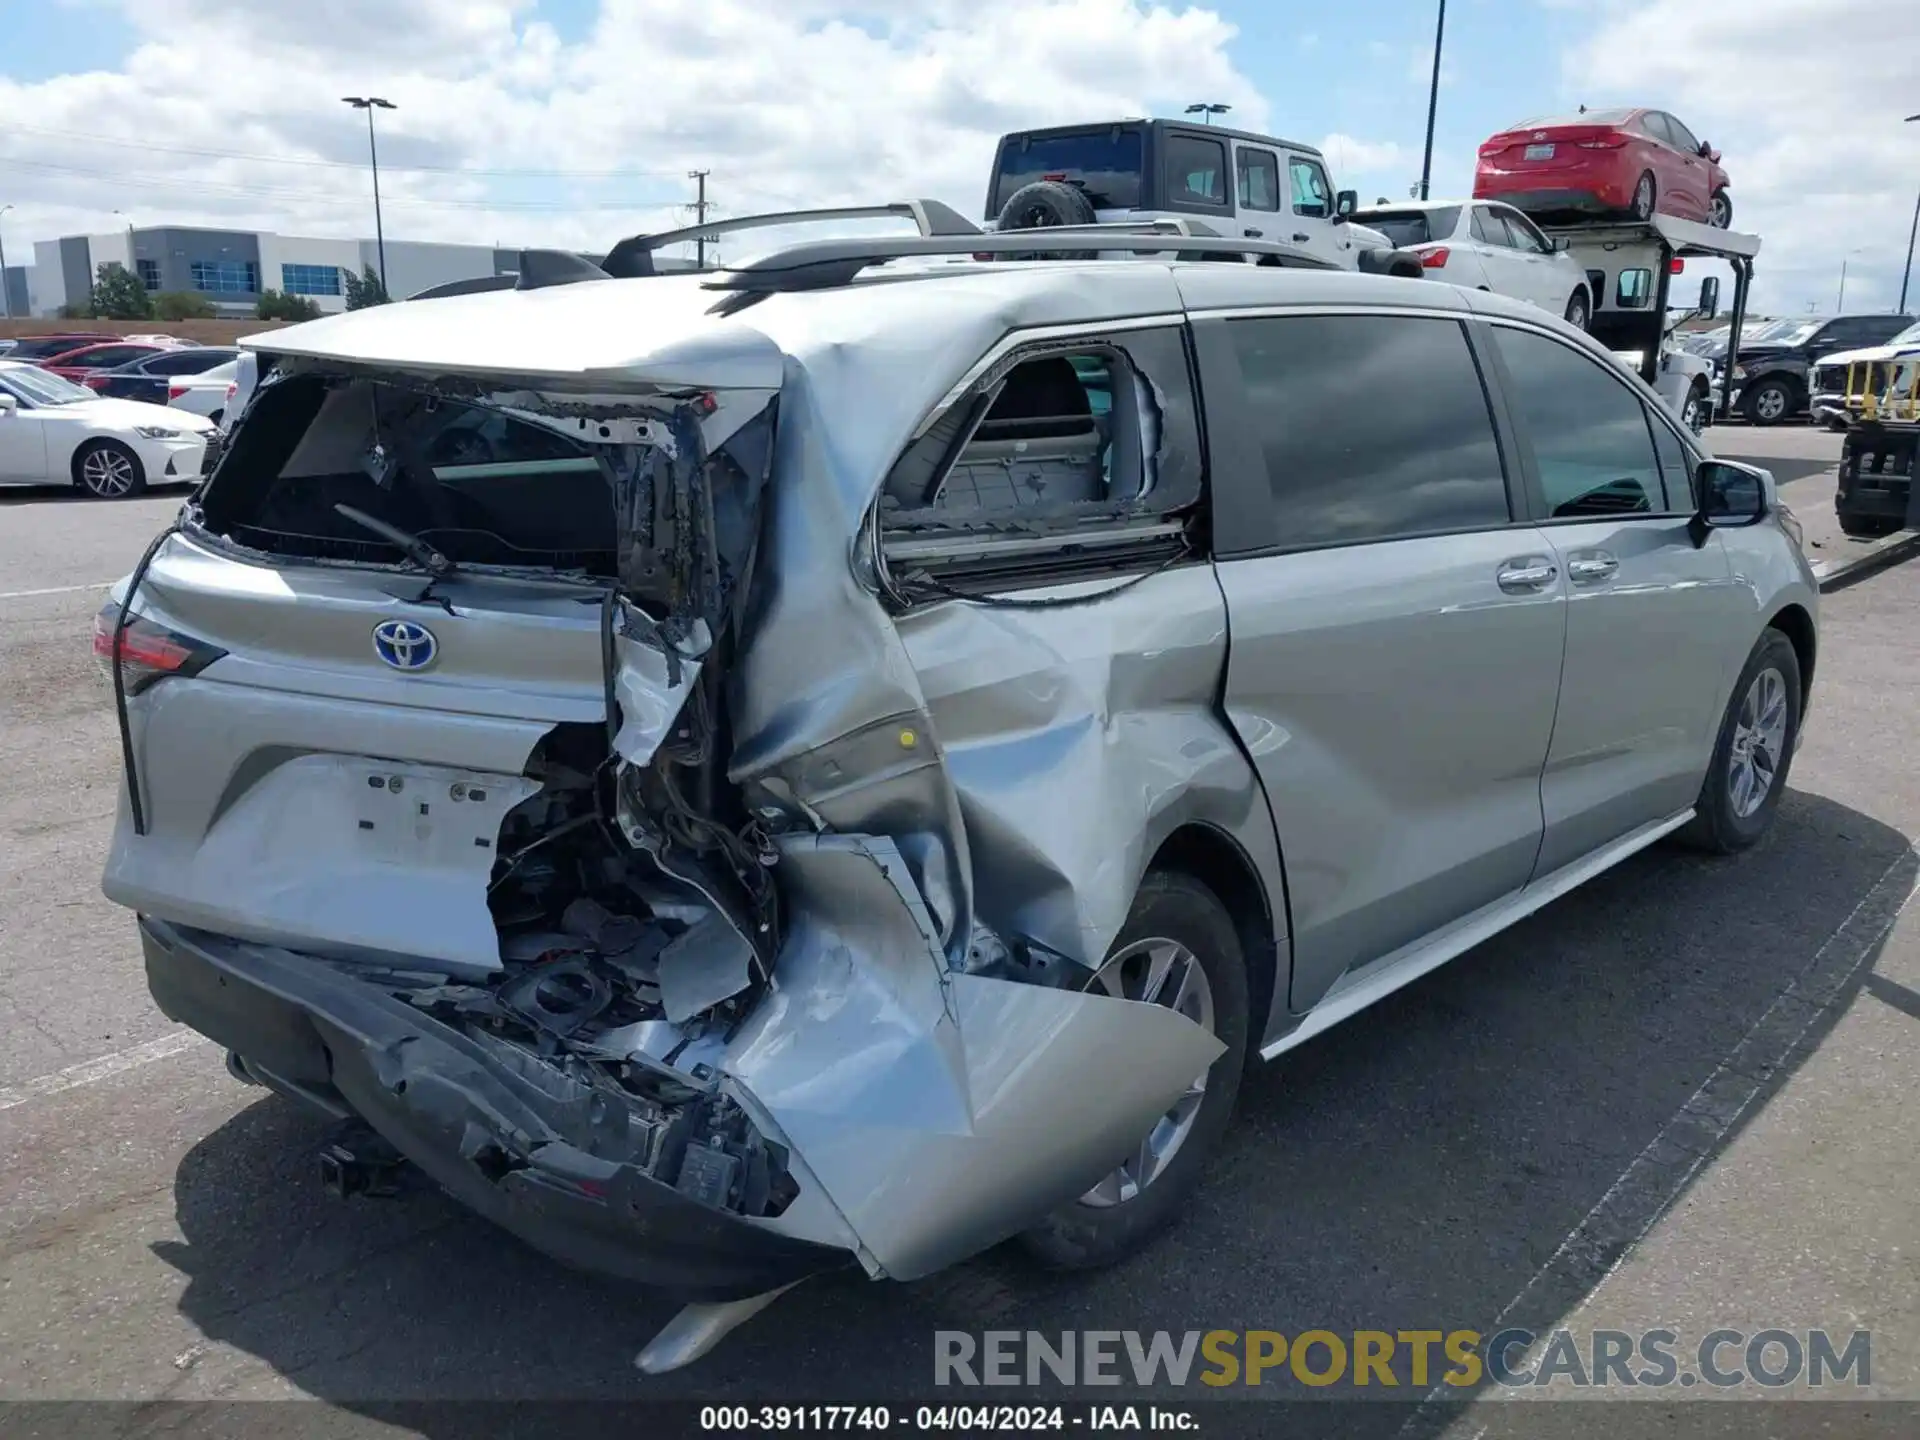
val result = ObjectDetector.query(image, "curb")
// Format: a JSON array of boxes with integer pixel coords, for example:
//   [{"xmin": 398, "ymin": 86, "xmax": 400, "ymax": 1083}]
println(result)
[{"xmin": 1811, "ymin": 527, "xmax": 1920, "ymax": 594}]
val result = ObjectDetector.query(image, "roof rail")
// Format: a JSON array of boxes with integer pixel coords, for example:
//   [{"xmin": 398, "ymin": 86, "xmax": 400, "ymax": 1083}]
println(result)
[
  {"xmin": 700, "ymin": 227, "xmax": 1336, "ymax": 298},
  {"xmin": 602, "ymin": 199, "xmax": 981, "ymax": 278}
]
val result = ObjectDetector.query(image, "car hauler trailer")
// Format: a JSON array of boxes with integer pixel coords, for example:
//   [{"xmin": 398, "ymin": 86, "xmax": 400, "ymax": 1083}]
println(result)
[{"xmin": 1541, "ymin": 213, "xmax": 1760, "ymax": 434}]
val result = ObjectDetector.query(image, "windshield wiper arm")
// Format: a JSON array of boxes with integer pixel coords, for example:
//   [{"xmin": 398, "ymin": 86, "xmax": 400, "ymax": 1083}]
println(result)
[{"xmin": 333, "ymin": 503, "xmax": 455, "ymax": 577}]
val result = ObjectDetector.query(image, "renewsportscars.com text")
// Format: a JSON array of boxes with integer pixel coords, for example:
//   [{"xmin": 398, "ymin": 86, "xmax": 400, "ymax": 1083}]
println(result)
[{"xmin": 933, "ymin": 1328, "xmax": 1871, "ymax": 1390}]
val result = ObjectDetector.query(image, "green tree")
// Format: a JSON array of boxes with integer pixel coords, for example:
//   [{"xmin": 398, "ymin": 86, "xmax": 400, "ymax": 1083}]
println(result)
[
  {"xmin": 343, "ymin": 264, "xmax": 390, "ymax": 309},
  {"xmin": 152, "ymin": 291, "xmax": 216, "ymax": 321},
  {"xmin": 89, "ymin": 262, "xmax": 153, "ymax": 320},
  {"xmin": 256, "ymin": 289, "xmax": 322, "ymax": 321}
]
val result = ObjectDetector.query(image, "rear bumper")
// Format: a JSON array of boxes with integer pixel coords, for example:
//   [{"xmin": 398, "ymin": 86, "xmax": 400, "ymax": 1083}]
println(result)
[
  {"xmin": 139, "ymin": 915, "xmax": 854, "ymax": 1300},
  {"xmin": 1475, "ymin": 170, "xmax": 1630, "ymax": 214}
]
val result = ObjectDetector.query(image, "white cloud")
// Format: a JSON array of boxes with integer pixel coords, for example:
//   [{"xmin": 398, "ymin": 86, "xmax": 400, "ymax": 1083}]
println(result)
[
  {"xmin": 1562, "ymin": 0, "xmax": 1920, "ymax": 314},
  {"xmin": 0, "ymin": 0, "xmax": 1265, "ymax": 273}
]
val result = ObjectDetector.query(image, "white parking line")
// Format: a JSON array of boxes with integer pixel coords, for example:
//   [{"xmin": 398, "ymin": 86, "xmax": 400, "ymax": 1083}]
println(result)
[
  {"xmin": 0, "ymin": 581, "xmax": 114, "ymax": 601},
  {"xmin": 0, "ymin": 1031, "xmax": 210, "ymax": 1113},
  {"xmin": 1397, "ymin": 840, "xmax": 1920, "ymax": 1431}
]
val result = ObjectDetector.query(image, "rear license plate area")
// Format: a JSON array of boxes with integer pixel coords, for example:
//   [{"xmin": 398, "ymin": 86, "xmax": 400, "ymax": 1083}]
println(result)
[{"xmin": 1525, "ymin": 144, "xmax": 1556, "ymax": 161}]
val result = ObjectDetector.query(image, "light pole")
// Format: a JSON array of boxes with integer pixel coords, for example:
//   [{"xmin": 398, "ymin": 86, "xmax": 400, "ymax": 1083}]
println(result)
[
  {"xmin": 1418, "ymin": 0, "xmax": 1447, "ymax": 200},
  {"xmin": 1837, "ymin": 247, "xmax": 1866, "ymax": 312},
  {"xmin": 1184, "ymin": 103, "xmax": 1231, "ymax": 127},
  {"xmin": 1901, "ymin": 113, "xmax": 1920, "ymax": 314},
  {"xmin": 0, "ymin": 203, "xmax": 13, "ymax": 319},
  {"xmin": 342, "ymin": 96, "xmax": 396, "ymax": 294}
]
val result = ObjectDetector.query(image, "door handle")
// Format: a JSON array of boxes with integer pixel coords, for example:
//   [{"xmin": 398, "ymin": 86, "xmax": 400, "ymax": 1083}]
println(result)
[
  {"xmin": 1567, "ymin": 553, "xmax": 1620, "ymax": 584},
  {"xmin": 1292, "ymin": 232, "xmax": 1310, "ymax": 242},
  {"xmin": 1497, "ymin": 557, "xmax": 1558, "ymax": 593},
  {"xmin": 1244, "ymin": 227, "xmax": 1264, "ymax": 238}
]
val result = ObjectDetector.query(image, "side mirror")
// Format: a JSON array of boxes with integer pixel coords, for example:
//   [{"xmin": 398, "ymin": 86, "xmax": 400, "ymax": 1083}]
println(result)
[
  {"xmin": 1698, "ymin": 141, "xmax": 1713, "ymax": 157},
  {"xmin": 0, "ymin": 393, "xmax": 16, "ymax": 415},
  {"xmin": 1552, "ymin": 236, "xmax": 1570, "ymax": 252},
  {"xmin": 1697, "ymin": 276, "xmax": 1719, "ymax": 319},
  {"xmin": 1688, "ymin": 459, "xmax": 1771, "ymax": 546},
  {"xmin": 1335, "ymin": 189, "xmax": 1357, "ymax": 218}
]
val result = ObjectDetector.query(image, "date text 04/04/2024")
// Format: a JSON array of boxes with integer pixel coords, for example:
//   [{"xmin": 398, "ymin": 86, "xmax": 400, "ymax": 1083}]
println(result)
[{"xmin": 698, "ymin": 1405, "xmax": 1199, "ymax": 1432}]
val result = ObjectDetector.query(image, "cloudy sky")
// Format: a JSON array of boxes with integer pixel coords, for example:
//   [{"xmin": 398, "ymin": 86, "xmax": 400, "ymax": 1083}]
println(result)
[{"xmin": 2, "ymin": 0, "xmax": 1916, "ymax": 316}]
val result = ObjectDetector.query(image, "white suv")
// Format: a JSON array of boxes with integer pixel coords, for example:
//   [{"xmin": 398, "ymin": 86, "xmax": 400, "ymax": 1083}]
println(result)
[{"xmin": 986, "ymin": 119, "xmax": 1423, "ymax": 277}]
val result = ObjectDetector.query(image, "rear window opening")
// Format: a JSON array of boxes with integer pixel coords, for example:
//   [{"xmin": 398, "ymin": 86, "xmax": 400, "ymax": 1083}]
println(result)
[
  {"xmin": 196, "ymin": 373, "xmax": 620, "ymax": 577},
  {"xmin": 990, "ymin": 127, "xmax": 1144, "ymax": 214},
  {"xmin": 880, "ymin": 348, "xmax": 1151, "ymax": 522}
]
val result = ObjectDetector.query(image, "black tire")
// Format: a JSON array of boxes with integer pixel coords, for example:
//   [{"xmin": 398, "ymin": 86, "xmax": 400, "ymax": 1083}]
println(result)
[
  {"xmin": 1564, "ymin": 289, "xmax": 1590, "ymax": 331},
  {"xmin": 1709, "ymin": 189, "xmax": 1733, "ymax": 229},
  {"xmin": 1837, "ymin": 508, "xmax": 1897, "ymax": 538},
  {"xmin": 1630, "ymin": 171, "xmax": 1657, "ymax": 221},
  {"xmin": 1681, "ymin": 380, "xmax": 1710, "ymax": 433},
  {"xmin": 71, "ymin": 438, "xmax": 147, "ymax": 499},
  {"xmin": 994, "ymin": 180, "xmax": 1098, "ymax": 260},
  {"xmin": 1675, "ymin": 628, "xmax": 1801, "ymax": 855},
  {"xmin": 1017, "ymin": 870, "xmax": 1250, "ymax": 1271},
  {"xmin": 1743, "ymin": 377, "xmax": 1796, "ymax": 427}
]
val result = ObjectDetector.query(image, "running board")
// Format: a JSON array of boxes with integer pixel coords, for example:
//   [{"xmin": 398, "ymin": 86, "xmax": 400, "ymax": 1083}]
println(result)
[{"xmin": 1261, "ymin": 808, "xmax": 1696, "ymax": 1061}]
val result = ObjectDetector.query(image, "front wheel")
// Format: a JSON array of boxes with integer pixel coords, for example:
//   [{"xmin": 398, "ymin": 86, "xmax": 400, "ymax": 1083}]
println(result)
[
  {"xmin": 1681, "ymin": 381, "xmax": 1709, "ymax": 434},
  {"xmin": 1017, "ymin": 870, "xmax": 1249, "ymax": 1271},
  {"xmin": 1744, "ymin": 378, "xmax": 1795, "ymax": 426},
  {"xmin": 73, "ymin": 439, "xmax": 147, "ymax": 499},
  {"xmin": 1676, "ymin": 629, "xmax": 1801, "ymax": 855},
  {"xmin": 1709, "ymin": 189, "xmax": 1733, "ymax": 229},
  {"xmin": 1564, "ymin": 289, "xmax": 1590, "ymax": 331}
]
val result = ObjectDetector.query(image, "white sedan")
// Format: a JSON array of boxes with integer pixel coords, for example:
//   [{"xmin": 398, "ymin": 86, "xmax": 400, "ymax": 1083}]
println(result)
[
  {"xmin": 0, "ymin": 359, "xmax": 215, "ymax": 498},
  {"xmin": 166, "ymin": 359, "xmax": 239, "ymax": 425},
  {"xmin": 1350, "ymin": 198, "xmax": 1597, "ymax": 329}
]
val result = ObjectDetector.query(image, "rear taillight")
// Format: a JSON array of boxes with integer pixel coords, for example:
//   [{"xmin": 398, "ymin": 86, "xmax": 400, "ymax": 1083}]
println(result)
[
  {"xmin": 1478, "ymin": 140, "xmax": 1508, "ymax": 158},
  {"xmin": 1669, "ymin": 257, "xmax": 1685, "ymax": 274},
  {"xmin": 1420, "ymin": 247, "xmax": 1451, "ymax": 269},
  {"xmin": 82, "ymin": 374, "xmax": 110, "ymax": 390},
  {"xmin": 224, "ymin": 382, "xmax": 237, "ymax": 401},
  {"xmin": 92, "ymin": 604, "xmax": 225, "ymax": 694},
  {"xmin": 168, "ymin": 382, "xmax": 190, "ymax": 399},
  {"xmin": 1577, "ymin": 136, "xmax": 1628, "ymax": 149}
]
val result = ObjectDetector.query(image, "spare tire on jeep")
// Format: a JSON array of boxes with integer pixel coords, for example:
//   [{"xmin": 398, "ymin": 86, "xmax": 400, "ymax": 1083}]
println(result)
[
  {"xmin": 994, "ymin": 180, "xmax": 1099, "ymax": 259},
  {"xmin": 1356, "ymin": 246, "xmax": 1427, "ymax": 280}
]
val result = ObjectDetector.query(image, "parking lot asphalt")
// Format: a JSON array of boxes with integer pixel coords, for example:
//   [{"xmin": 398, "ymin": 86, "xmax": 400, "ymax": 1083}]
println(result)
[{"xmin": 1, "ymin": 440, "xmax": 1916, "ymax": 1434}]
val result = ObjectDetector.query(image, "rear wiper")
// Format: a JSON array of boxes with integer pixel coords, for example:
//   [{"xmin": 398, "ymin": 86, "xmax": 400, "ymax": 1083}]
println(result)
[{"xmin": 333, "ymin": 503, "xmax": 455, "ymax": 577}]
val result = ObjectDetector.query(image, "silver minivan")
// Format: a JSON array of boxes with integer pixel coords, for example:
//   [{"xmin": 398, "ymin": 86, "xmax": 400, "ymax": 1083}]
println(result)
[{"xmin": 98, "ymin": 234, "xmax": 1817, "ymax": 1369}]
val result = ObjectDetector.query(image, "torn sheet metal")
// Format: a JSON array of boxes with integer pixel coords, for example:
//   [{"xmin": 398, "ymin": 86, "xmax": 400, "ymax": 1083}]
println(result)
[
  {"xmin": 612, "ymin": 612, "xmax": 711, "ymax": 766},
  {"xmin": 722, "ymin": 834, "xmax": 1224, "ymax": 1280}
]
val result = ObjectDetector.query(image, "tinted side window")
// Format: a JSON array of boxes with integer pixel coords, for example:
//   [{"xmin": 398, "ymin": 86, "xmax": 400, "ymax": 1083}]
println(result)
[
  {"xmin": 1638, "ymin": 113, "xmax": 1675, "ymax": 146},
  {"xmin": 1236, "ymin": 147, "xmax": 1280, "ymax": 211},
  {"xmin": 1499, "ymin": 209, "xmax": 1553, "ymax": 255},
  {"xmin": 146, "ymin": 351, "xmax": 217, "ymax": 375},
  {"xmin": 1492, "ymin": 326, "xmax": 1665, "ymax": 518},
  {"xmin": 1166, "ymin": 133, "xmax": 1228, "ymax": 207},
  {"xmin": 1471, "ymin": 207, "xmax": 1510, "ymax": 247},
  {"xmin": 1229, "ymin": 315, "xmax": 1511, "ymax": 548},
  {"xmin": 1665, "ymin": 113, "xmax": 1702, "ymax": 152}
]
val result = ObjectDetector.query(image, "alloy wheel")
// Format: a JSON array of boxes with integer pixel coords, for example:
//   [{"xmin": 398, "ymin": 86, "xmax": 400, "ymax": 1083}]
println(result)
[
  {"xmin": 1728, "ymin": 666, "xmax": 1789, "ymax": 819},
  {"xmin": 1077, "ymin": 937, "xmax": 1215, "ymax": 1208},
  {"xmin": 1710, "ymin": 193, "xmax": 1732, "ymax": 228},
  {"xmin": 1754, "ymin": 386, "xmax": 1788, "ymax": 423},
  {"xmin": 79, "ymin": 446, "xmax": 137, "ymax": 498}
]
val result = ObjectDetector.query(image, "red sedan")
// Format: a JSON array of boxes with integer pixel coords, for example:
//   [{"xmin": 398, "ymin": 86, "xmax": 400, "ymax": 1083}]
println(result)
[
  {"xmin": 36, "ymin": 341, "xmax": 168, "ymax": 385},
  {"xmin": 1474, "ymin": 106, "xmax": 1732, "ymax": 229}
]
